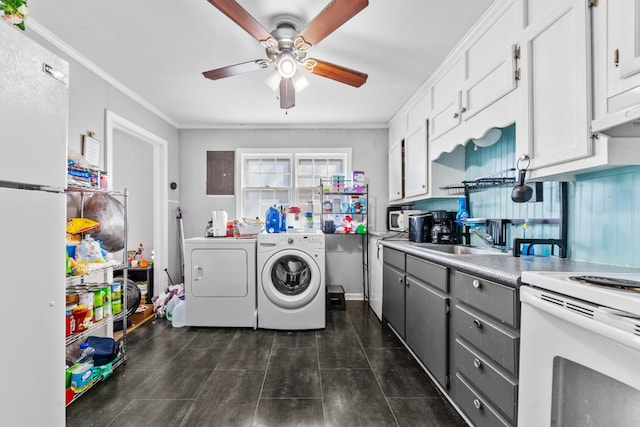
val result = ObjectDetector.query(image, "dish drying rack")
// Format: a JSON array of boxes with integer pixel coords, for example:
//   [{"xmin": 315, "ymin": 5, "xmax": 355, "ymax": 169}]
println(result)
[{"xmin": 439, "ymin": 168, "xmax": 516, "ymax": 196}]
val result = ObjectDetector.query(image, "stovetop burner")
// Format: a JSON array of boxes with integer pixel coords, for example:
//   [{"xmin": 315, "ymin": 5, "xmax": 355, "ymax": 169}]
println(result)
[{"xmin": 569, "ymin": 275, "xmax": 640, "ymax": 293}]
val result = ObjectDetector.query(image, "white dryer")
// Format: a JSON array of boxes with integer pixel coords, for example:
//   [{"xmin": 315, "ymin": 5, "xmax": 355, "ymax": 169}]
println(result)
[
  {"xmin": 184, "ymin": 237, "xmax": 256, "ymax": 327},
  {"xmin": 257, "ymin": 231, "xmax": 325, "ymax": 330}
]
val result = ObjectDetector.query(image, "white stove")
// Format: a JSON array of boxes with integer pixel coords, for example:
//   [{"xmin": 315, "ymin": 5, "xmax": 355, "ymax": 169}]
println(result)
[
  {"xmin": 521, "ymin": 271, "xmax": 640, "ymax": 316},
  {"xmin": 518, "ymin": 271, "xmax": 640, "ymax": 427}
]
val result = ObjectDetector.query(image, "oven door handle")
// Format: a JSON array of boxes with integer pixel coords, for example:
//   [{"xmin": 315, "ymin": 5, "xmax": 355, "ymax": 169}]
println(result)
[{"xmin": 521, "ymin": 287, "xmax": 640, "ymax": 352}]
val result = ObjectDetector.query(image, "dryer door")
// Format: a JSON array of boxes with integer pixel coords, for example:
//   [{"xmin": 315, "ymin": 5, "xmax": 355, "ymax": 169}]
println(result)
[{"xmin": 261, "ymin": 249, "xmax": 321, "ymax": 309}]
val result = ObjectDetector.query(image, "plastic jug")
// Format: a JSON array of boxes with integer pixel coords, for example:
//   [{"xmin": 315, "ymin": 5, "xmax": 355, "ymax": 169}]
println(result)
[
  {"xmin": 171, "ymin": 299, "xmax": 185, "ymax": 328},
  {"xmin": 165, "ymin": 295, "xmax": 180, "ymax": 320},
  {"xmin": 266, "ymin": 206, "xmax": 281, "ymax": 233}
]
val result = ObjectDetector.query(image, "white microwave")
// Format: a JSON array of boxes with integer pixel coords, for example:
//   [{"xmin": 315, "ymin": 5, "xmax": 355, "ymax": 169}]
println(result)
[{"xmin": 388, "ymin": 210, "xmax": 423, "ymax": 231}]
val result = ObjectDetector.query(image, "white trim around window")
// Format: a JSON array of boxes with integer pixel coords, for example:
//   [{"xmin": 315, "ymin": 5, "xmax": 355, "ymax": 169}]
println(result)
[{"xmin": 235, "ymin": 147, "xmax": 352, "ymax": 223}]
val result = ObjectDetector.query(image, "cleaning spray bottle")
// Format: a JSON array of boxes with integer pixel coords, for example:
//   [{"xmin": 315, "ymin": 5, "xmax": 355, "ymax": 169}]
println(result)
[{"xmin": 522, "ymin": 222, "xmax": 534, "ymax": 255}]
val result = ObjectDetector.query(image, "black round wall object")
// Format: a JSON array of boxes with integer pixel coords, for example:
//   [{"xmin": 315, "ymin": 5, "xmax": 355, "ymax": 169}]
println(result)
[{"xmin": 170, "ymin": 182, "xmax": 177, "ymax": 190}]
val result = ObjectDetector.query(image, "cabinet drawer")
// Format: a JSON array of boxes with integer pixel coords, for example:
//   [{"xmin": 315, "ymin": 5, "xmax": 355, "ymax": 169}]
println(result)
[
  {"xmin": 406, "ymin": 255, "xmax": 448, "ymax": 293},
  {"xmin": 455, "ymin": 374, "xmax": 511, "ymax": 427},
  {"xmin": 456, "ymin": 272, "xmax": 517, "ymax": 327},
  {"xmin": 383, "ymin": 247, "xmax": 405, "ymax": 271},
  {"xmin": 456, "ymin": 339, "xmax": 517, "ymax": 422},
  {"xmin": 454, "ymin": 305, "xmax": 519, "ymax": 375}
]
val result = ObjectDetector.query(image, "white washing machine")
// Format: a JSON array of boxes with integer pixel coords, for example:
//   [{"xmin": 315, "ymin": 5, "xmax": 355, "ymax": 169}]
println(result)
[
  {"xmin": 257, "ymin": 231, "xmax": 326, "ymax": 330},
  {"xmin": 184, "ymin": 237, "xmax": 256, "ymax": 327}
]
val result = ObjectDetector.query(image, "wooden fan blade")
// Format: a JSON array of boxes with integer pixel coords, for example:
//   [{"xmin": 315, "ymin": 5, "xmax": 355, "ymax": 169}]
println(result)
[
  {"xmin": 280, "ymin": 78, "xmax": 295, "ymax": 109},
  {"xmin": 206, "ymin": 0, "xmax": 272, "ymax": 42},
  {"xmin": 298, "ymin": 0, "xmax": 368, "ymax": 46},
  {"xmin": 203, "ymin": 60, "xmax": 267, "ymax": 80},
  {"xmin": 307, "ymin": 59, "xmax": 368, "ymax": 87}
]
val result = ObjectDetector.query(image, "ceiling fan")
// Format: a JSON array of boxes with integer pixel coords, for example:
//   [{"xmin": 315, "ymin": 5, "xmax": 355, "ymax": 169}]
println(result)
[{"xmin": 202, "ymin": 0, "xmax": 369, "ymax": 109}]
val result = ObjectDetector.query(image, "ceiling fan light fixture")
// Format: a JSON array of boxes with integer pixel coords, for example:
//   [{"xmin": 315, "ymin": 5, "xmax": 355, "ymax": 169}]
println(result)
[
  {"xmin": 278, "ymin": 53, "xmax": 297, "ymax": 79},
  {"xmin": 264, "ymin": 68, "xmax": 281, "ymax": 92},
  {"xmin": 292, "ymin": 71, "xmax": 309, "ymax": 92}
]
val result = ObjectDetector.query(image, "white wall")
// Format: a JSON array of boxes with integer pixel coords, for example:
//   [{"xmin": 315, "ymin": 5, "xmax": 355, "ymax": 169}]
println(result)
[
  {"xmin": 113, "ymin": 130, "xmax": 154, "ymax": 257},
  {"xmin": 178, "ymin": 128, "xmax": 389, "ymax": 297},
  {"xmin": 25, "ymin": 30, "xmax": 181, "ymax": 287}
]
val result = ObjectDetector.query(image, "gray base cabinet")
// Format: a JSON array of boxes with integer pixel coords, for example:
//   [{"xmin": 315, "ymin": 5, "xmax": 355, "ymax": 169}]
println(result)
[
  {"xmin": 452, "ymin": 271, "xmax": 520, "ymax": 426},
  {"xmin": 406, "ymin": 276, "xmax": 448, "ymax": 388},
  {"xmin": 382, "ymin": 248, "xmax": 451, "ymax": 389},
  {"xmin": 381, "ymin": 247, "xmax": 521, "ymax": 426},
  {"xmin": 382, "ymin": 263, "xmax": 405, "ymax": 338}
]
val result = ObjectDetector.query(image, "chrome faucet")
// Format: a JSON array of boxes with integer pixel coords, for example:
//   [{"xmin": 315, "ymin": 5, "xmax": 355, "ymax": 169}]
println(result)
[{"xmin": 471, "ymin": 228, "xmax": 494, "ymax": 246}]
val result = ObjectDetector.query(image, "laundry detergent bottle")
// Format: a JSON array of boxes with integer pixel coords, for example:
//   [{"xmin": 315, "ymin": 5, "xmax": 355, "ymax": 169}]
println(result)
[{"xmin": 266, "ymin": 206, "xmax": 281, "ymax": 233}]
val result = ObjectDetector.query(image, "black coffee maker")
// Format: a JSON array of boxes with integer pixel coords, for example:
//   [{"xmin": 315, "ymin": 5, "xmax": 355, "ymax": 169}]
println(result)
[
  {"xmin": 430, "ymin": 210, "xmax": 458, "ymax": 244},
  {"xmin": 408, "ymin": 212, "xmax": 432, "ymax": 243}
]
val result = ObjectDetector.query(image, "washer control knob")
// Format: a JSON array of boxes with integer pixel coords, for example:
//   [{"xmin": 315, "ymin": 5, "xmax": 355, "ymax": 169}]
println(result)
[{"xmin": 288, "ymin": 237, "xmax": 294, "ymax": 244}]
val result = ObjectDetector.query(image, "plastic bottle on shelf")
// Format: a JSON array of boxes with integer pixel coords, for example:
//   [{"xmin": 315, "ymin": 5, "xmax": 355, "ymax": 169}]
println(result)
[
  {"xmin": 76, "ymin": 342, "xmax": 95, "ymax": 365},
  {"xmin": 456, "ymin": 197, "xmax": 469, "ymax": 225}
]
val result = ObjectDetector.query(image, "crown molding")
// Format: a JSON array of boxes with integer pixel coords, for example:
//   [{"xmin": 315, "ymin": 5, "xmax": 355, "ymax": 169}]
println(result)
[{"xmin": 27, "ymin": 18, "xmax": 180, "ymax": 129}]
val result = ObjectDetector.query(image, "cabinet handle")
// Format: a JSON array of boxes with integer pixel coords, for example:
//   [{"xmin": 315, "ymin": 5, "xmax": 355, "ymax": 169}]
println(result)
[
  {"xmin": 453, "ymin": 112, "xmax": 459, "ymax": 118},
  {"xmin": 614, "ymin": 48, "xmax": 619, "ymax": 67},
  {"xmin": 473, "ymin": 358, "xmax": 482, "ymax": 369},
  {"xmin": 473, "ymin": 399, "xmax": 483, "ymax": 410},
  {"xmin": 473, "ymin": 319, "xmax": 482, "ymax": 329},
  {"xmin": 399, "ymin": 277, "xmax": 403, "ymax": 284},
  {"xmin": 472, "ymin": 279, "xmax": 481, "ymax": 289},
  {"xmin": 461, "ymin": 107, "xmax": 467, "ymax": 113}
]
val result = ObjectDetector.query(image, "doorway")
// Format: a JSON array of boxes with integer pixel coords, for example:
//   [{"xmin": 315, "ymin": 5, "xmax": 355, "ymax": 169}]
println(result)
[{"xmin": 105, "ymin": 110, "xmax": 169, "ymax": 298}]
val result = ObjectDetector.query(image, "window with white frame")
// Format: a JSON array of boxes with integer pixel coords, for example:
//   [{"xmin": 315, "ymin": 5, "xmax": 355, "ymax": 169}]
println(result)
[{"xmin": 237, "ymin": 148, "xmax": 351, "ymax": 224}]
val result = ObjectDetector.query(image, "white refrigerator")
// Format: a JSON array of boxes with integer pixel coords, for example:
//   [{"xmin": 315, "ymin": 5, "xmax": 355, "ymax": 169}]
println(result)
[{"xmin": 0, "ymin": 22, "xmax": 69, "ymax": 426}]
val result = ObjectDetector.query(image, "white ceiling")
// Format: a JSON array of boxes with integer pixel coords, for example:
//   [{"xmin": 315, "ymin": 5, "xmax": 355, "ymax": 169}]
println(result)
[{"xmin": 27, "ymin": 0, "xmax": 495, "ymax": 128}]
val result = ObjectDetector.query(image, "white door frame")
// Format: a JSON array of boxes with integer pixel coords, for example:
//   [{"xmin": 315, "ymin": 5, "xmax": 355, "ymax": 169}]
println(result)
[{"xmin": 104, "ymin": 109, "xmax": 169, "ymax": 294}]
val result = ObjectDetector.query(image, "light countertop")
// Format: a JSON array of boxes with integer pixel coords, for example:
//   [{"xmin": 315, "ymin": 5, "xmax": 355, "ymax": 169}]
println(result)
[{"xmin": 380, "ymin": 240, "xmax": 640, "ymax": 287}]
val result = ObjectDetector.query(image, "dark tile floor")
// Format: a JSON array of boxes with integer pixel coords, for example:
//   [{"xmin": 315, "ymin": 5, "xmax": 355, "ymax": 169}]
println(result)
[{"xmin": 66, "ymin": 301, "xmax": 467, "ymax": 427}]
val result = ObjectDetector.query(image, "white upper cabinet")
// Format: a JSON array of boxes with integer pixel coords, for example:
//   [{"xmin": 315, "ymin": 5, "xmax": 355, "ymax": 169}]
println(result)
[
  {"xmin": 388, "ymin": 117, "xmax": 406, "ymax": 202},
  {"xmin": 404, "ymin": 124, "xmax": 428, "ymax": 198},
  {"xmin": 405, "ymin": 95, "xmax": 429, "ymax": 199},
  {"xmin": 462, "ymin": 0, "xmax": 519, "ymax": 122},
  {"xmin": 617, "ymin": 0, "xmax": 640, "ymax": 78},
  {"xmin": 592, "ymin": 0, "xmax": 640, "ymax": 133},
  {"xmin": 388, "ymin": 141, "xmax": 403, "ymax": 202},
  {"xmin": 407, "ymin": 94, "xmax": 429, "ymax": 136},
  {"xmin": 429, "ymin": 0, "xmax": 520, "ymax": 156},
  {"xmin": 430, "ymin": 57, "xmax": 464, "ymax": 141},
  {"xmin": 516, "ymin": 0, "xmax": 593, "ymax": 173}
]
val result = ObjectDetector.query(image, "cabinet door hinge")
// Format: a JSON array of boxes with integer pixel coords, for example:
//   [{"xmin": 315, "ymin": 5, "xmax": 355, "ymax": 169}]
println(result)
[
  {"xmin": 445, "ymin": 300, "xmax": 451, "ymax": 314},
  {"xmin": 513, "ymin": 45, "xmax": 521, "ymax": 60},
  {"xmin": 589, "ymin": 0, "xmax": 599, "ymax": 7},
  {"xmin": 445, "ymin": 375, "xmax": 451, "ymax": 388},
  {"xmin": 514, "ymin": 69, "xmax": 521, "ymax": 81},
  {"xmin": 614, "ymin": 48, "xmax": 620, "ymax": 67}
]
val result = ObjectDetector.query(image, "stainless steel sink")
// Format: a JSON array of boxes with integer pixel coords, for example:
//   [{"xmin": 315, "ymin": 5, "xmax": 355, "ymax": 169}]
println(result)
[{"xmin": 409, "ymin": 243, "xmax": 509, "ymax": 255}]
